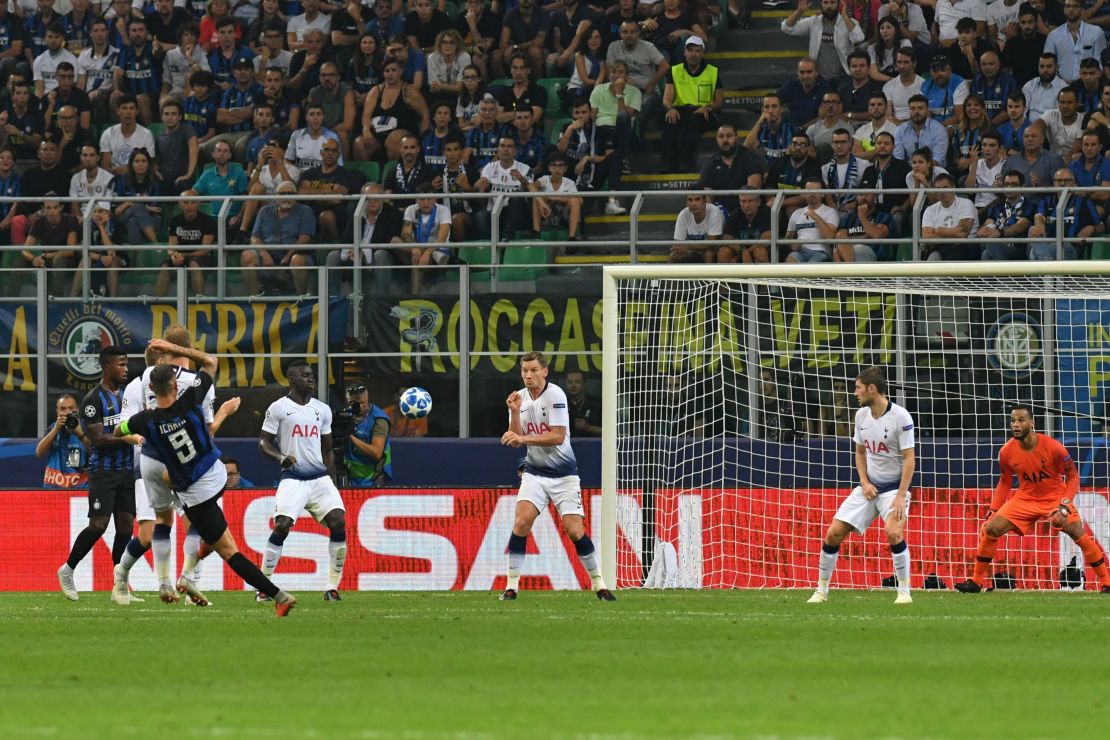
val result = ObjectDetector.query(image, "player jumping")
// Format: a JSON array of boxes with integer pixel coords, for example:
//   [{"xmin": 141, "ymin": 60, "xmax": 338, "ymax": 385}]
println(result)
[
  {"xmin": 499, "ymin": 351, "xmax": 615, "ymax": 602},
  {"xmin": 257, "ymin": 361, "xmax": 347, "ymax": 602},
  {"xmin": 956, "ymin": 404, "xmax": 1110, "ymax": 593},
  {"xmin": 808, "ymin": 366, "xmax": 916, "ymax": 605},
  {"xmin": 117, "ymin": 339, "xmax": 297, "ymax": 616}
]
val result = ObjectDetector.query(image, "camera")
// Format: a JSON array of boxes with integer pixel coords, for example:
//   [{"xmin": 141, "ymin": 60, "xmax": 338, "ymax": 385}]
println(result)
[{"xmin": 64, "ymin": 413, "xmax": 80, "ymax": 432}]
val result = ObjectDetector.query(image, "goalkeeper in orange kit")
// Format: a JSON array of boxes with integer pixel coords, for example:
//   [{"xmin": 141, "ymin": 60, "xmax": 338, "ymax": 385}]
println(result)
[{"xmin": 956, "ymin": 404, "xmax": 1110, "ymax": 593}]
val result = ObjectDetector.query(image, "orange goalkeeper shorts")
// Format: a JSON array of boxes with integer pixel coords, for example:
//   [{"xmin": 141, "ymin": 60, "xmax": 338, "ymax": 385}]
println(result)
[{"xmin": 996, "ymin": 495, "xmax": 1080, "ymax": 535}]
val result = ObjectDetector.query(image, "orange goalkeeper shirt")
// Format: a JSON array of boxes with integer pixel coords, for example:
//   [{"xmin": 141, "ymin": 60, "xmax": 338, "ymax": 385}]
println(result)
[{"xmin": 992, "ymin": 434, "xmax": 1078, "ymax": 509}]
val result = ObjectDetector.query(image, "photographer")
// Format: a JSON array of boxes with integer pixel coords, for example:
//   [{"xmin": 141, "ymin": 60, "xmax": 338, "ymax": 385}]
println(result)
[
  {"xmin": 35, "ymin": 393, "xmax": 90, "ymax": 489},
  {"xmin": 342, "ymin": 383, "xmax": 393, "ymax": 488}
]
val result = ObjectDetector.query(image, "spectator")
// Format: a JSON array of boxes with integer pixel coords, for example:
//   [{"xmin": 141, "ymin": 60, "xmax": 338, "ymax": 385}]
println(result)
[
  {"xmin": 384, "ymin": 34, "xmax": 428, "ymax": 91},
  {"xmin": 1070, "ymin": 58, "xmax": 1103, "ymax": 116},
  {"xmin": 952, "ymin": 92, "xmax": 991, "ymax": 176},
  {"xmin": 1069, "ymin": 132, "xmax": 1110, "ymax": 206},
  {"xmin": 384, "ymin": 385, "xmax": 429, "ymax": 437},
  {"xmin": 193, "ymin": 138, "xmax": 248, "ymax": 230},
  {"xmin": 183, "ymin": 70, "xmax": 219, "ymax": 147},
  {"xmin": 822, "ymin": 127, "xmax": 870, "ymax": 207},
  {"xmin": 156, "ymin": 189, "xmax": 215, "ymax": 296},
  {"xmin": 473, "ymin": 135, "xmax": 531, "ymax": 241},
  {"xmin": 778, "ymin": 56, "xmax": 830, "ymax": 128},
  {"xmin": 744, "ymin": 93, "xmax": 795, "ymax": 165},
  {"xmin": 99, "ymin": 94, "xmax": 155, "ymax": 175},
  {"xmin": 400, "ymin": 184, "xmax": 452, "ymax": 294},
  {"xmin": 933, "ymin": 0, "xmax": 987, "ymax": 45},
  {"xmin": 836, "ymin": 192, "xmax": 891, "ymax": 261},
  {"xmin": 868, "ymin": 16, "xmax": 913, "ymax": 84},
  {"xmin": 921, "ymin": 172, "xmax": 978, "ymax": 259},
  {"xmin": 455, "ymin": 0, "xmax": 498, "ymax": 79},
  {"xmin": 1040, "ymin": 87, "xmax": 1084, "ymax": 158},
  {"xmin": 547, "ymin": 2, "xmax": 599, "ymax": 80},
  {"xmin": 69, "ymin": 143, "xmax": 115, "ymax": 216},
  {"xmin": 530, "ymin": 150, "xmax": 583, "ymax": 240},
  {"xmin": 645, "ymin": 0, "xmax": 707, "ymax": 64},
  {"xmin": 1002, "ymin": 5, "xmax": 1047, "ymax": 86},
  {"xmin": 852, "ymin": 92, "xmax": 897, "ymax": 159},
  {"xmin": 299, "ymin": 137, "xmax": 365, "ymax": 242},
  {"xmin": 1028, "ymin": 167, "xmax": 1104, "ymax": 259},
  {"xmin": 605, "ymin": 19, "xmax": 668, "ymax": 134},
  {"xmin": 368, "ymin": 0, "xmax": 406, "ymax": 49},
  {"xmin": 589, "ymin": 61, "xmax": 638, "ymax": 180},
  {"xmin": 818, "ymin": 379, "xmax": 853, "ymax": 437},
  {"xmin": 756, "ymin": 368, "xmax": 801, "ymax": 442},
  {"xmin": 565, "ymin": 25, "xmax": 605, "ymax": 105},
  {"xmin": 42, "ymin": 64, "xmax": 89, "ymax": 134},
  {"xmin": 766, "ymin": 131, "xmax": 821, "ymax": 215},
  {"xmin": 427, "ymin": 29, "xmax": 471, "ymax": 109},
  {"xmin": 1080, "ymin": 81, "xmax": 1110, "ymax": 150},
  {"xmin": 49, "ymin": 104, "xmax": 97, "ymax": 174},
  {"xmin": 70, "ymin": 201, "xmax": 120, "ymax": 297},
  {"xmin": 557, "ymin": 97, "xmax": 616, "ymax": 210},
  {"xmin": 463, "ymin": 93, "xmax": 505, "ymax": 169},
  {"xmin": 288, "ymin": 102, "xmax": 344, "ymax": 170},
  {"xmin": 146, "ymin": 0, "xmax": 193, "ymax": 60},
  {"xmin": 943, "ymin": 16, "xmax": 993, "ymax": 81},
  {"xmin": 882, "ymin": 50, "xmax": 926, "ymax": 128},
  {"xmin": 32, "ymin": 22, "xmax": 78, "ymax": 97},
  {"xmin": 906, "ymin": 146, "xmax": 949, "ymax": 192},
  {"xmin": 420, "ymin": 101, "xmax": 456, "ymax": 170},
  {"xmin": 244, "ymin": 180, "xmax": 316, "ymax": 294},
  {"xmin": 112, "ymin": 18, "xmax": 159, "ymax": 123},
  {"xmin": 806, "ymin": 90, "xmax": 851, "ymax": 154},
  {"xmin": 1, "ymin": 81, "xmax": 45, "ymax": 159},
  {"xmin": 326, "ymin": 182, "xmax": 404, "ymax": 295},
  {"xmin": 1021, "ymin": 52, "xmax": 1067, "ymax": 121},
  {"xmin": 494, "ymin": 0, "xmax": 548, "ymax": 79},
  {"xmin": 240, "ymin": 131, "xmax": 298, "ymax": 236},
  {"xmin": 344, "ymin": 383, "xmax": 393, "ymax": 487},
  {"xmin": 784, "ymin": 178, "xmax": 839, "ymax": 263},
  {"xmin": 670, "ymin": 191, "xmax": 723, "ymax": 263},
  {"xmin": 330, "ymin": 1, "xmax": 372, "ymax": 56},
  {"xmin": 0, "ymin": 4, "xmax": 26, "ymax": 83},
  {"xmin": 456, "ymin": 63, "xmax": 486, "ymax": 130},
  {"xmin": 308, "ymin": 61, "xmax": 357, "ymax": 157},
  {"xmin": 839, "ymin": 50, "xmax": 885, "ymax": 124},
  {"xmin": 661, "ymin": 35, "xmax": 721, "ymax": 172},
  {"xmin": 434, "ymin": 131, "xmax": 475, "ymax": 241},
  {"xmin": 112, "ymin": 147, "xmax": 162, "ymax": 244},
  {"xmin": 894, "ymin": 94, "xmax": 949, "ymax": 165},
  {"xmin": 348, "ymin": 33, "xmax": 385, "ymax": 110},
  {"xmin": 105, "ymin": 0, "xmax": 135, "ymax": 50},
  {"xmin": 287, "ymin": 0, "xmax": 331, "ymax": 52},
  {"xmin": 222, "ymin": 457, "xmax": 242, "ymax": 488},
  {"xmin": 19, "ymin": 195, "xmax": 78, "ymax": 294},
  {"xmin": 354, "ymin": 58, "xmax": 429, "ymax": 162},
  {"xmin": 964, "ymin": 129, "xmax": 1008, "ymax": 214},
  {"xmin": 0, "ymin": 147, "xmax": 22, "ymax": 245},
  {"xmin": 161, "ymin": 24, "xmax": 210, "ymax": 100},
  {"xmin": 493, "ymin": 51, "xmax": 547, "ymax": 124},
  {"xmin": 972, "ymin": 49, "xmax": 1016, "ymax": 126},
  {"xmin": 386, "ymin": 133, "xmax": 434, "ymax": 194},
  {"xmin": 700, "ymin": 122, "xmax": 764, "ymax": 191},
  {"xmin": 205, "ymin": 55, "xmax": 263, "ymax": 161},
  {"xmin": 407, "ymin": 0, "xmax": 452, "ymax": 55},
  {"xmin": 255, "ymin": 20, "xmax": 293, "ymax": 79},
  {"xmin": 781, "ymin": 0, "xmax": 866, "ymax": 82},
  {"xmin": 921, "ymin": 55, "xmax": 967, "ymax": 127},
  {"xmin": 997, "ymin": 90, "xmax": 1032, "ymax": 153},
  {"xmin": 979, "ymin": 169, "xmax": 1035, "ymax": 259},
  {"xmin": 199, "ymin": 0, "xmax": 241, "ymax": 52},
  {"xmin": 1044, "ymin": 0, "xmax": 1104, "ymax": 83},
  {"xmin": 288, "ymin": 29, "xmax": 335, "ymax": 96},
  {"xmin": 36, "ymin": 393, "xmax": 89, "ymax": 489},
  {"xmin": 987, "ymin": 0, "xmax": 1022, "ymax": 50},
  {"xmin": 258, "ymin": 67, "xmax": 301, "ymax": 132},
  {"xmin": 17, "ymin": 140, "xmax": 71, "ymax": 226},
  {"xmin": 604, "ymin": 0, "xmax": 646, "ymax": 49},
  {"xmin": 243, "ymin": 102, "xmax": 278, "ymax": 169},
  {"xmin": 510, "ymin": 107, "xmax": 545, "ymax": 169},
  {"xmin": 721, "ymin": 187, "xmax": 771, "ymax": 263},
  {"xmin": 564, "ymin": 370, "xmax": 601, "ymax": 437},
  {"xmin": 877, "ymin": 0, "xmax": 930, "ymax": 47},
  {"xmin": 1004, "ymin": 123, "xmax": 1064, "ymax": 186},
  {"xmin": 859, "ymin": 131, "xmax": 912, "ymax": 227},
  {"xmin": 75, "ymin": 18, "xmax": 118, "ymax": 126}
]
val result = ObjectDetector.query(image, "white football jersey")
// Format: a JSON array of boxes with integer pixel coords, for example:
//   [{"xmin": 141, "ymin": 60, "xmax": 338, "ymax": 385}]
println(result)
[
  {"xmin": 122, "ymin": 365, "xmax": 216, "ymax": 464},
  {"xmin": 511, "ymin": 383, "xmax": 577, "ymax": 478},
  {"xmin": 853, "ymin": 402, "xmax": 915, "ymax": 490},
  {"xmin": 261, "ymin": 396, "xmax": 333, "ymax": 480}
]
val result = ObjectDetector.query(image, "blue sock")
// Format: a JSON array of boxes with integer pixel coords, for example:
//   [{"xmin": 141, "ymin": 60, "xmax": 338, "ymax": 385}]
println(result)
[{"xmin": 120, "ymin": 536, "xmax": 150, "ymax": 572}]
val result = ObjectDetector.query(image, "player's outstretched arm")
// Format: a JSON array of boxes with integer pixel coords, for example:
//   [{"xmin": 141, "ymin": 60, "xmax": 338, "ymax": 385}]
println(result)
[
  {"xmin": 147, "ymin": 338, "xmax": 218, "ymax": 378},
  {"xmin": 209, "ymin": 397, "xmax": 241, "ymax": 436}
]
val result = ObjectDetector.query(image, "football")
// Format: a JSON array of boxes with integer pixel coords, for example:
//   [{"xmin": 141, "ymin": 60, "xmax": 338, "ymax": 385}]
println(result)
[{"xmin": 399, "ymin": 387, "xmax": 433, "ymax": 419}]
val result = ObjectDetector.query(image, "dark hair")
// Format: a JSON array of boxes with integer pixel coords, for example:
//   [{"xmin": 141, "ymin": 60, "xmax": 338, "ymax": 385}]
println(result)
[
  {"xmin": 56, "ymin": 61, "xmax": 74, "ymax": 74},
  {"xmin": 126, "ymin": 148, "xmax": 156, "ymax": 192},
  {"xmin": 115, "ymin": 94, "xmax": 138, "ymax": 110},
  {"xmin": 46, "ymin": 21, "xmax": 65, "ymax": 36},
  {"xmin": 286, "ymin": 359, "xmax": 311, "ymax": 376},
  {"xmin": 571, "ymin": 96, "xmax": 590, "ymax": 110},
  {"xmin": 1080, "ymin": 57, "xmax": 1102, "ymax": 70},
  {"xmin": 149, "ymin": 364, "xmax": 176, "ymax": 397},
  {"xmin": 127, "ymin": 17, "xmax": 148, "ymax": 30},
  {"xmin": 831, "ymin": 127, "xmax": 852, "ymax": 139},
  {"xmin": 99, "ymin": 346, "xmax": 127, "ymax": 365},
  {"xmin": 1018, "ymin": 2, "xmax": 1037, "ymax": 18},
  {"xmin": 803, "ymin": 175, "xmax": 824, "ymax": 187},
  {"xmin": 221, "ymin": 456, "xmax": 240, "ymax": 469},
  {"xmin": 875, "ymin": 131, "xmax": 895, "ymax": 144},
  {"xmin": 1002, "ymin": 169, "xmax": 1025, "ymax": 185},
  {"xmin": 1040, "ymin": 52, "xmax": 1058, "ymax": 64},
  {"xmin": 932, "ymin": 172, "xmax": 955, "ymax": 187},
  {"xmin": 458, "ymin": 64, "xmax": 486, "ymax": 107},
  {"xmin": 868, "ymin": 91, "xmax": 887, "ymax": 103},
  {"xmin": 1011, "ymin": 403, "xmax": 1035, "ymax": 420},
  {"xmin": 254, "ymin": 101, "xmax": 275, "ymax": 117},
  {"xmin": 521, "ymin": 351, "xmax": 548, "ymax": 367},
  {"xmin": 161, "ymin": 98, "xmax": 183, "ymax": 115},
  {"xmin": 178, "ymin": 23, "xmax": 200, "ymax": 42},
  {"xmin": 911, "ymin": 146, "xmax": 934, "ymax": 162},
  {"xmin": 895, "ymin": 46, "xmax": 916, "ymax": 62},
  {"xmin": 856, "ymin": 366, "xmax": 887, "ymax": 395},
  {"xmin": 216, "ymin": 17, "xmax": 237, "ymax": 31},
  {"xmin": 981, "ymin": 130, "xmax": 1004, "ymax": 147},
  {"xmin": 956, "ymin": 16, "xmax": 977, "ymax": 32},
  {"xmin": 907, "ymin": 94, "xmax": 928, "ymax": 107},
  {"xmin": 444, "ymin": 130, "xmax": 466, "ymax": 148},
  {"xmin": 1007, "ymin": 90, "xmax": 1027, "ymax": 105},
  {"xmin": 189, "ymin": 69, "xmax": 215, "ymax": 89},
  {"xmin": 846, "ymin": 50, "xmax": 869, "ymax": 66}
]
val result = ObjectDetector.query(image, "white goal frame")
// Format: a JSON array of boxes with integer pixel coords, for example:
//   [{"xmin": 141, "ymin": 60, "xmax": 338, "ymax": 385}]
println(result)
[{"xmin": 600, "ymin": 261, "xmax": 1110, "ymax": 589}]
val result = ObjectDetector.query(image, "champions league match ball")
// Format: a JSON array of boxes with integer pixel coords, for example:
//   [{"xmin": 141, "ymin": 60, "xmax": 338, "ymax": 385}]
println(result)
[{"xmin": 399, "ymin": 387, "xmax": 433, "ymax": 420}]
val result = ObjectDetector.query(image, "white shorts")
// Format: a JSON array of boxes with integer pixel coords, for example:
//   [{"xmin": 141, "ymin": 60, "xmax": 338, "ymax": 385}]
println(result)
[
  {"xmin": 139, "ymin": 456, "xmax": 178, "ymax": 514},
  {"xmin": 274, "ymin": 476, "xmax": 345, "ymax": 523},
  {"xmin": 517, "ymin": 472, "xmax": 584, "ymax": 518},
  {"xmin": 140, "ymin": 455, "xmax": 225, "ymax": 511},
  {"xmin": 834, "ymin": 485, "xmax": 911, "ymax": 534}
]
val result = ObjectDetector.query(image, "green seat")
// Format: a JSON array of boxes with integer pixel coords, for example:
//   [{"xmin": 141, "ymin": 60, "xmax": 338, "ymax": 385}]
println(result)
[
  {"xmin": 546, "ymin": 116, "xmax": 572, "ymax": 145},
  {"xmin": 1089, "ymin": 240, "xmax": 1110, "ymax": 260},
  {"xmin": 458, "ymin": 243, "xmax": 493, "ymax": 266},
  {"xmin": 500, "ymin": 244, "xmax": 548, "ymax": 281},
  {"xmin": 488, "ymin": 78, "xmax": 512, "ymax": 90},
  {"xmin": 537, "ymin": 77, "xmax": 571, "ymax": 115},
  {"xmin": 349, "ymin": 160, "xmax": 380, "ymax": 184},
  {"xmin": 380, "ymin": 160, "xmax": 397, "ymax": 185},
  {"xmin": 147, "ymin": 122, "xmax": 165, "ymax": 137},
  {"xmin": 540, "ymin": 229, "xmax": 568, "ymax": 242}
]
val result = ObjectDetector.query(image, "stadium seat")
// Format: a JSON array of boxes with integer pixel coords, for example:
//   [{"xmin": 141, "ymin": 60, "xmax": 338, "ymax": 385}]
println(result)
[
  {"xmin": 380, "ymin": 160, "xmax": 397, "ymax": 185},
  {"xmin": 545, "ymin": 116, "xmax": 571, "ymax": 145},
  {"xmin": 1089, "ymin": 240, "xmax": 1110, "ymax": 260},
  {"xmin": 488, "ymin": 78, "xmax": 512, "ymax": 90},
  {"xmin": 499, "ymin": 244, "xmax": 547, "ymax": 281},
  {"xmin": 147, "ymin": 122, "xmax": 165, "ymax": 137},
  {"xmin": 348, "ymin": 160, "xmax": 380, "ymax": 185},
  {"xmin": 537, "ymin": 77, "xmax": 570, "ymax": 115}
]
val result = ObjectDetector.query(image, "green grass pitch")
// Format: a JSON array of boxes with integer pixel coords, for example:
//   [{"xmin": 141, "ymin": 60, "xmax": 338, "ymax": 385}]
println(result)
[{"xmin": 1, "ymin": 590, "xmax": 1108, "ymax": 739}]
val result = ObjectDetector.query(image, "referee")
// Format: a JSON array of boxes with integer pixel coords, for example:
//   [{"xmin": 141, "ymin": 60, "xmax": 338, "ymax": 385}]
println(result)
[{"xmin": 57, "ymin": 346, "xmax": 138, "ymax": 601}]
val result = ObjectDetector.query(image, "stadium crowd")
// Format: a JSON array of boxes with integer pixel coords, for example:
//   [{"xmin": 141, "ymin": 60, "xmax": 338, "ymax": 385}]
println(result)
[{"xmin": 0, "ymin": 0, "xmax": 1106, "ymax": 291}]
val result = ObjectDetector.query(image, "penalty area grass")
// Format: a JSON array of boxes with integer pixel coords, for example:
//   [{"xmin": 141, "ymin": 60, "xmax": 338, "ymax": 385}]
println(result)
[{"xmin": 0, "ymin": 590, "xmax": 1107, "ymax": 739}]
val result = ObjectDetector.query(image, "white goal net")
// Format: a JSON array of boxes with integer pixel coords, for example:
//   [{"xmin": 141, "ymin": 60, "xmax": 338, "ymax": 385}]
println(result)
[{"xmin": 600, "ymin": 264, "xmax": 1110, "ymax": 591}]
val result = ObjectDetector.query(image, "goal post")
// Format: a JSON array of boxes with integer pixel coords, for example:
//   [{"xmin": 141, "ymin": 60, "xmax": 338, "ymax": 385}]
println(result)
[{"xmin": 601, "ymin": 262, "xmax": 1110, "ymax": 592}]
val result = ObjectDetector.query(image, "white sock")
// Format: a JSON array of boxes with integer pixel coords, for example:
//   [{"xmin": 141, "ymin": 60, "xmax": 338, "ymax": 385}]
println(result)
[
  {"xmin": 152, "ymin": 537, "xmax": 172, "ymax": 588},
  {"xmin": 506, "ymin": 552, "xmax": 524, "ymax": 591},
  {"xmin": 262, "ymin": 542, "xmax": 283, "ymax": 578},
  {"xmin": 59, "ymin": 563, "xmax": 74, "ymax": 576},
  {"xmin": 181, "ymin": 531, "xmax": 200, "ymax": 582},
  {"xmin": 818, "ymin": 545, "xmax": 839, "ymax": 592},
  {"xmin": 327, "ymin": 540, "xmax": 347, "ymax": 591},
  {"xmin": 892, "ymin": 544, "xmax": 911, "ymax": 591},
  {"xmin": 577, "ymin": 550, "xmax": 606, "ymax": 590},
  {"xmin": 192, "ymin": 556, "xmax": 205, "ymax": 583}
]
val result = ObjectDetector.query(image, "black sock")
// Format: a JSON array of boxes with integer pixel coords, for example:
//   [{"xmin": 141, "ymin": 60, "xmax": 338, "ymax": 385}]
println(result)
[
  {"xmin": 66, "ymin": 526, "xmax": 105, "ymax": 570},
  {"xmin": 111, "ymin": 529, "xmax": 131, "ymax": 565},
  {"xmin": 228, "ymin": 553, "xmax": 280, "ymax": 598}
]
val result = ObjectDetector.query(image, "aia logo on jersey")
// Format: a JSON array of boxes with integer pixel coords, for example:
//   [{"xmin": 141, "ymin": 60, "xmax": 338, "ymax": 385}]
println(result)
[
  {"xmin": 292, "ymin": 424, "xmax": 319, "ymax": 438},
  {"xmin": 1021, "ymin": 470, "xmax": 1052, "ymax": 484},
  {"xmin": 864, "ymin": 439, "xmax": 890, "ymax": 454},
  {"xmin": 525, "ymin": 422, "xmax": 550, "ymax": 435}
]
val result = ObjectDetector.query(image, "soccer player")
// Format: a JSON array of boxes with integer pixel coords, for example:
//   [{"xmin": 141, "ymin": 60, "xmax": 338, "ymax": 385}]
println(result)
[
  {"xmin": 116, "ymin": 339, "xmax": 297, "ymax": 616},
  {"xmin": 257, "ymin": 361, "xmax": 347, "ymax": 602},
  {"xmin": 57, "ymin": 346, "xmax": 137, "ymax": 601},
  {"xmin": 956, "ymin": 405, "xmax": 1110, "ymax": 593},
  {"xmin": 807, "ymin": 366, "xmax": 916, "ymax": 605},
  {"xmin": 499, "ymin": 351, "xmax": 615, "ymax": 602}
]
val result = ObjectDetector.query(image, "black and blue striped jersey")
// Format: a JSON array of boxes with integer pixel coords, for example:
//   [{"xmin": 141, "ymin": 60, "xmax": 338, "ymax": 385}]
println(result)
[{"xmin": 80, "ymin": 385, "xmax": 133, "ymax": 472}]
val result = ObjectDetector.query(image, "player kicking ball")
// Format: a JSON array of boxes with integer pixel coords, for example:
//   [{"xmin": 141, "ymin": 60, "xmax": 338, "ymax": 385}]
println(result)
[
  {"xmin": 116, "ymin": 340, "xmax": 297, "ymax": 616},
  {"xmin": 257, "ymin": 361, "xmax": 347, "ymax": 603},
  {"xmin": 499, "ymin": 351, "xmax": 615, "ymax": 602},
  {"xmin": 807, "ymin": 366, "xmax": 916, "ymax": 605},
  {"xmin": 956, "ymin": 404, "xmax": 1110, "ymax": 593}
]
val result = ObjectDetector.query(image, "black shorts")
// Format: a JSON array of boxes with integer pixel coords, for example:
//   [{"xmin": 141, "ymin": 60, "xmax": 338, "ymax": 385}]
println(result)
[
  {"xmin": 183, "ymin": 490, "xmax": 228, "ymax": 545},
  {"xmin": 87, "ymin": 469, "xmax": 136, "ymax": 517}
]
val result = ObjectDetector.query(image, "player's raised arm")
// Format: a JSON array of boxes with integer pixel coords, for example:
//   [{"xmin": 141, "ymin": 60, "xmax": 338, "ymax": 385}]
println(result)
[
  {"xmin": 209, "ymin": 397, "xmax": 241, "ymax": 436},
  {"xmin": 147, "ymin": 338, "xmax": 218, "ymax": 378}
]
